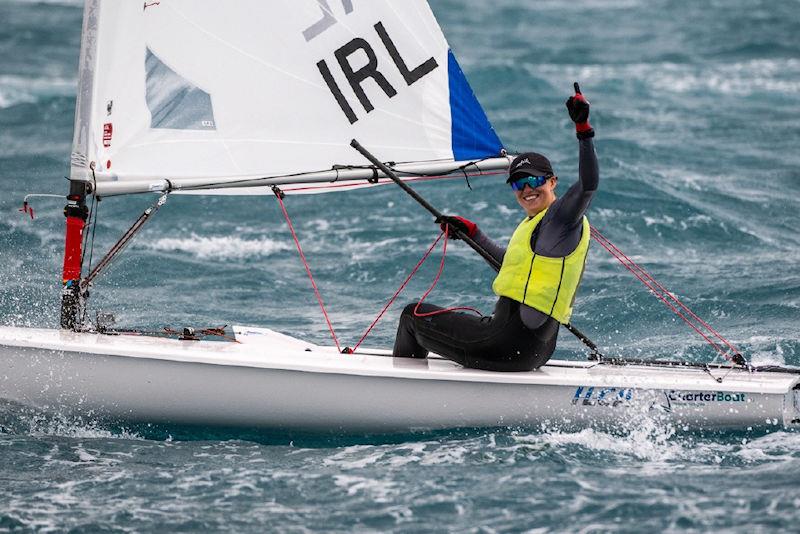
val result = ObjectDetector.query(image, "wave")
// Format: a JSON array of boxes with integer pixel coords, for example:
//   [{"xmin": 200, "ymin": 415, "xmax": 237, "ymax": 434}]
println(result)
[
  {"xmin": 528, "ymin": 59, "xmax": 800, "ymax": 96},
  {"xmin": 0, "ymin": 74, "xmax": 76, "ymax": 109},
  {"xmin": 315, "ymin": 424, "xmax": 800, "ymax": 472},
  {"xmin": 139, "ymin": 234, "xmax": 292, "ymax": 261}
]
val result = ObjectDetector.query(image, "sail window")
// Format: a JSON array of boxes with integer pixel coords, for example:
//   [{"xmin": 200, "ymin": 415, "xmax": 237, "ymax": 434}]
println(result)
[{"xmin": 145, "ymin": 48, "xmax": 216, "ymax": 130}]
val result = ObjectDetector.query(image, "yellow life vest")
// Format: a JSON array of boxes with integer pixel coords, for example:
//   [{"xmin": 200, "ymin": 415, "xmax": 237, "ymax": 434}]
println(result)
[{"xmin": 492, "ymin": 209, "xmax": 590, "ymax": 324}]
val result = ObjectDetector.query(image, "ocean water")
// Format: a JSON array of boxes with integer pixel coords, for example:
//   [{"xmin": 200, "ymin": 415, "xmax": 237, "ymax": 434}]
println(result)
[{"xmin": 1, "ymin": 0, "xmax": 799, "ymax": 531}]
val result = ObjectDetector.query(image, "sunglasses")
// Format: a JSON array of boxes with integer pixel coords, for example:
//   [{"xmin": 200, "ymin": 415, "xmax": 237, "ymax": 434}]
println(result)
[{"xmin": 510, "ymin": 175, "xmax": 551, "ymax": 191}]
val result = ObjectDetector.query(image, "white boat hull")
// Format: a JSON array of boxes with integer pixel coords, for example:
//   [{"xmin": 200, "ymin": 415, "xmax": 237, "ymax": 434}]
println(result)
[{"xmin": 0, "ymin": 326, "xmax": 798, "ymax": 433}]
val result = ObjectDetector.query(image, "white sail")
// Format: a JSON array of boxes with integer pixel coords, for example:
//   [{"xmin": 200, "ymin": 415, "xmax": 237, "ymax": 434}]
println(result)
[{"xmin": 70, "ymin": 0, "xmax": 506, "ymax": 195}]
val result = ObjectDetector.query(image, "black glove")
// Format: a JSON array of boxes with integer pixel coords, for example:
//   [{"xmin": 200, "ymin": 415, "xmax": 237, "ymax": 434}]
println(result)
[
  {"xmin": 436, "ymin": 215, "xmax": 477, "ymax": 240},
  {"xmin": 566, "ymin": 82, "xmax": 594, "ymax": 140}
]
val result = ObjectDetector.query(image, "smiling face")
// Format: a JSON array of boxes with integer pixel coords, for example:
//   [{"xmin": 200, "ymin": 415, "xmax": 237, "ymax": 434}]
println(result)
[{"xmin": 514, "ymin": 176, "xmax": 558, "ymax": 216}]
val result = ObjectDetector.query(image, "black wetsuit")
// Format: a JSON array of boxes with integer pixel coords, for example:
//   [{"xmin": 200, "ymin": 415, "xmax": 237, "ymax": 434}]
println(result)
[{"xmin": 393, "ymin": 138, "xmax": 599, "ymax": 371}]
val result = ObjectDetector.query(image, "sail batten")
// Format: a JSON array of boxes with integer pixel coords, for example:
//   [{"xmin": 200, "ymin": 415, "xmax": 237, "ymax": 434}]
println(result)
[{"xmin": 71, "ymin": 0, "xmax": 505, "ymax": 194}]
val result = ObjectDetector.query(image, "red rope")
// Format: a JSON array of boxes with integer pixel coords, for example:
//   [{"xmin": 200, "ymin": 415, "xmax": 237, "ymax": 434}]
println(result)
[
  {"xmin": 275, "ymin": 193, "xmax": 341, "ymax": 353},
  {"xmin": 591, "ymin": 227, "xmax": 741, "ymax": 356},
  {"xmin": 590, "ymin": 227, "xmax": 740, "ymax": 362},
  {"xmin": 350, "ymin": 225, "xmax": 481, "ymax": 352},
  {"xmin": 279, "ymin": 171, "xmax": 507, "ymax": 194},
  {"xmin": 274, "ymin": 191, "xmax": 738, "ymax": 363},
  {"xmin": 350, "ymin": 231, "xmax": 445, "ymax": 352},
  {"xmin": 412, "ymin": 225, "xmax": 483, "ymax": 318}
]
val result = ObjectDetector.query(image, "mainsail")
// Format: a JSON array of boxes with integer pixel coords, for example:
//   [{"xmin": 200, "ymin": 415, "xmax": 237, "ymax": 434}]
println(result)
[{"xmin": 71, "ymin": 0, "xmax": 508, "ymax": 196}]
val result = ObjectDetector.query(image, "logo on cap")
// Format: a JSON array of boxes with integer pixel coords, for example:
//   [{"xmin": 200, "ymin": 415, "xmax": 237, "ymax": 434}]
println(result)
[{"xmin": 513, "ymin": 158, "xmax": 530, "ymax": 169}]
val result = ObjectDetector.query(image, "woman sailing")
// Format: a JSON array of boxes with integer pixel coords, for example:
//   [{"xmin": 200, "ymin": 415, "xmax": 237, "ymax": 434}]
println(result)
[{"xmin": 393, "ymin": 84, "xmax": 599, "ymax": 372}]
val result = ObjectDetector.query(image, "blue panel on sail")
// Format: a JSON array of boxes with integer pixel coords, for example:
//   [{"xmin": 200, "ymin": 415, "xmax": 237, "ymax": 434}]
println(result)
[{"xmin": 448, "ymin": 50, "xmax": 503, "ymax": 161}]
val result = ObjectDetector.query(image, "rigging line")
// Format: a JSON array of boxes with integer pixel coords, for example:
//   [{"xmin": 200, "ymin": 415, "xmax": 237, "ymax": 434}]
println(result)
[
  {"xmin": 81, "ymin": 193, "xmax": 169, "ymax": 290},
  {"xmin": 170, "ymin": 158, "xmax": 505, "ymax": 194},
  {"xmin": 590, "ymin": 229, "xmax": 739, "ymax": 364},
  {"xmin": 386, "ymin": 155, "xmax": 503, "ymax": 178},
  {"xmin": 413, "ymin": 225, "xmax": 483, "ymax": 318},
  {"xmin": 80, "ymin": 192, "xmax": 97, "ymax": 268},
  {"xmin": 590, "ymin": 229, "xmax": 731, "ymax": 359},
  {"xmin": 703, "ymin": 365, "xmax": 724, "ymax": 383},
  {"xmin": 276, "ymin": 171, "xmax": 507, "ymax": 194},
  {"xmin": 85, "ymin": 198, "xmax": 100, "ymax": 278},
  {"xmin": 272, "ymin": 186, "xmax": 342, "ymax": 353},
  {"xmin": 590, "ymin": 227, "xmax": 743, "ymax": 358},
  {"xmin": 348, "ymin": 230, "xmax": 445, "ymax": 353},
  {"xmin": 590, "ymin": 227, "xmax": 743, "ymax": 360},
  {"xmin": 80, "ymin": 164, "xmax": 99, "ymax": 267},
  {"xmin": 80, "ymin": 196, "xmax": 100, "ymax": 326}
]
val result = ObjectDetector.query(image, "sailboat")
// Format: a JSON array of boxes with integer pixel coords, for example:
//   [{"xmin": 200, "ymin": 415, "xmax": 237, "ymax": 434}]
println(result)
[{"xmin": 1, "ymin": 0, "xmax": 798, "ymax": 434}]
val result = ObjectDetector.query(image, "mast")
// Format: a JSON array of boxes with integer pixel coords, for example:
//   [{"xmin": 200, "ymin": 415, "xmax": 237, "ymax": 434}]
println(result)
[
  {"xmin": 60, "ymin": 0, "xmax": 99, "ymax": 330},
  {"xmin": 60, "ymin": 180, "xmax": 90, "ymax": 330}
]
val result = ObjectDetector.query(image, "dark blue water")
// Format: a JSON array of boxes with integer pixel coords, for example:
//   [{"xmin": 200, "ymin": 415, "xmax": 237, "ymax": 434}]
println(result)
[{"xmin": 1, "ymin": 0, "xmax": 799, "ymax": 531}]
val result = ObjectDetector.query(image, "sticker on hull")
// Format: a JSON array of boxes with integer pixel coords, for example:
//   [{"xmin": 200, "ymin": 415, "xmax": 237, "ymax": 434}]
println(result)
[
  {"xmin": 570, "ymin": 386, "xmax": 748, "ymax": 411},
  {"xmin": 571, "ymin": 386, "xmax": 634, "ymax": 407}
]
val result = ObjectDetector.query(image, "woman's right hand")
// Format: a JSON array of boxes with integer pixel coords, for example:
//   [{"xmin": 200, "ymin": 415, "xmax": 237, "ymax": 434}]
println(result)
[
  {"xmin": 436, "ymin": 215, "xmax": 477, "ymax": 240},
  {"xmin": 566, "ymin": 82, "xmax": 594, "ymax": 139}
]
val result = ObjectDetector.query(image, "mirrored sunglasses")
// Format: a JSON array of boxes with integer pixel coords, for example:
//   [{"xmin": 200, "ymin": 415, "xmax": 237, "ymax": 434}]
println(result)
[{"xmin": 510, "ymin": 175, "xmax": 550, "ymax": 191}]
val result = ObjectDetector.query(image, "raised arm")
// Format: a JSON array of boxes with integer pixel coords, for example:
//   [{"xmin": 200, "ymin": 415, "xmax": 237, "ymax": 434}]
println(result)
[
  {"xmin": 534, "ymin": 84, "xmax": 599, "ymax": 256},
  {"xmin": 551, "ymin": 137, "xmax": 599, "ymax": 227},
  {"xmin": 557, "ymin": 82, "xmax": 599, "ymax": 223}
]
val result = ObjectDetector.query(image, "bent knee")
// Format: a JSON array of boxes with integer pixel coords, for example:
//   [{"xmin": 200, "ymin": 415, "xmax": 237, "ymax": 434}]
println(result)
[{"xmin": 401, "ymin": 302, "xmax": 418, "ymax": 317}]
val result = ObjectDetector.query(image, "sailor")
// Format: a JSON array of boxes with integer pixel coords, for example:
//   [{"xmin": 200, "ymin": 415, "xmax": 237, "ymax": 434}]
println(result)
[{"xmin": 393, "ymin": 85, "xmax": 599, "ymax": 371}]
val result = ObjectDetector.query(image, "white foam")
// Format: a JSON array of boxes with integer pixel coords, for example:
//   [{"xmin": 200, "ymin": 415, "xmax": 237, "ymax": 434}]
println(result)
[
  {"xmin": 31, "ymin": 421, "xmax": 143, "ymax": 441},
  {"xmin": 496, "ymin": 204, "xmax": 517, "ymax": 217},
  {"xmin": 323, "ymin": 446, "xmax": 388, "ymax": 470},
  {"xmin": 530, "ymin": 59, "xmax": 800, "ymax": 97},
  {"xmin": 531, "ymin": 415, "xmax": 683, "ymax": 463},
  {"xmin": 643, "ymin": 215, "xmax": 676, "ymax": 227},
  {"xmin": 0, "ymin": 400, "xmax": 144, "ymax": 441},
  {"xmin": 0, "ymin": 75, "xmax": 76, "ymax": 109},
  {"xmin": 140, "ymin": 234, "xmax": 291, "ymax": 260},
  {"xmin": 333, "ymin": 474, "xmax": 398, "ymax": 502}
]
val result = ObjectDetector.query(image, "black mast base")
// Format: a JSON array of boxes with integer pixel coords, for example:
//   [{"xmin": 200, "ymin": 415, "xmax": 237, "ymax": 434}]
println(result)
[{"xmin": 60, "ymin": 281, "xmax": 82, "ymax": 330}]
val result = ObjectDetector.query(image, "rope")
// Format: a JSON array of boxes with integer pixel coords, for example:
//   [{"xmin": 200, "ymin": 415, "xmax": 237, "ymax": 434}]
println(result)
[
  {"xmin": 273, "ymin": 188, "xmax": 342, "ymax": 353},
  {"xmin": 590, "ymin": 227, "xmax": 743, "ymax": 364},
  {"xmin": 591, "ymin": 228, "xmax": 741, "ymax": 356},
  {"xmin": 80, "ymin": 196, "xmax": 99, "ymax": 326},
  {"xmin": 349, "ymin": 231, "xmax": 444, "ymax": 353},
  {"xmin": 171, "ymin": 156, "xmax": 506, "ymax": 193},
  {"xmin": 412, "ymin": 225, "xmax": 483, "ymax": 318},
  {"xmin": 349, "ymin": 225, "xmax": 481, "ymax": 352},
  {"xmin": 83, "ymin": 196, "xmax": 99, "ymax": 280}
]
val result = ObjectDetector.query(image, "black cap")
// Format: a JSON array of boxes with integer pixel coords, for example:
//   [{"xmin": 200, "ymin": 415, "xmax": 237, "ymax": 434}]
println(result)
[{"xmin": 507, "ymin": 152, "xmax": 554, "ymax": 183}]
